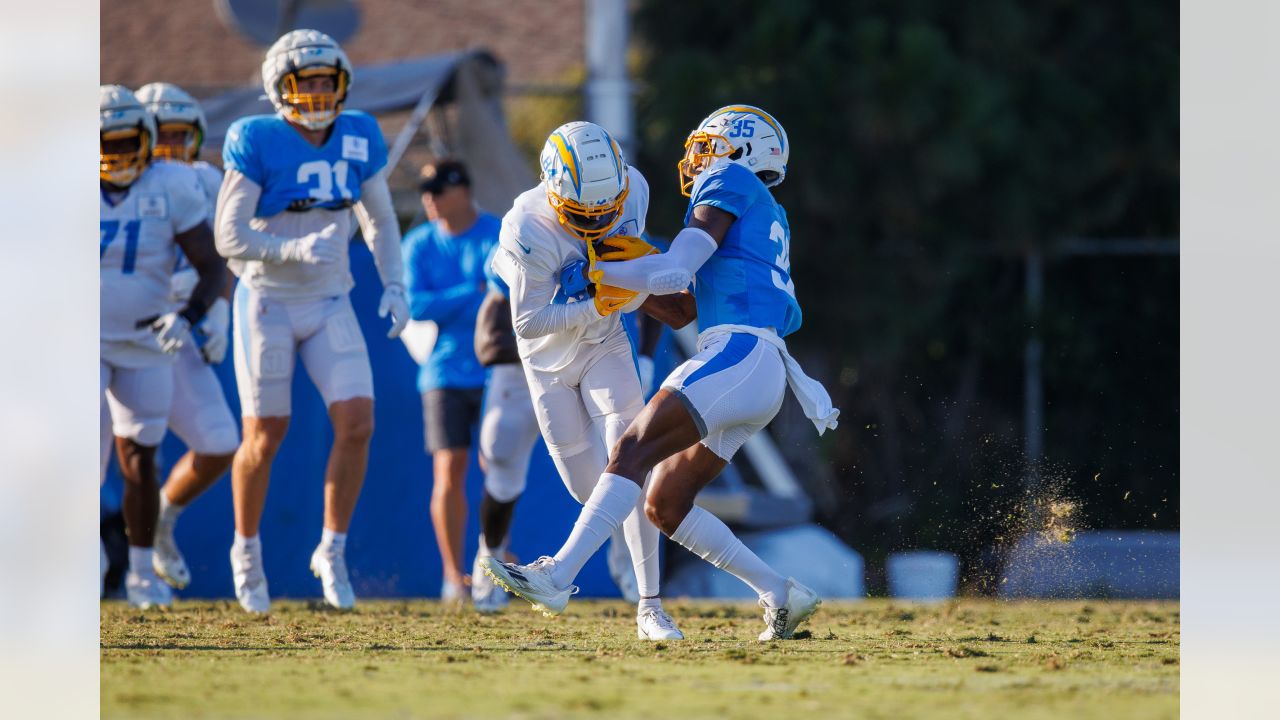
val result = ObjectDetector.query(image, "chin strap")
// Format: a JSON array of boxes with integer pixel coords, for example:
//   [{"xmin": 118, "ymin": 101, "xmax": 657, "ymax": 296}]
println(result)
[{"xmin": 585, "ymin": 235, "xmax": 603, "ymax": 284}]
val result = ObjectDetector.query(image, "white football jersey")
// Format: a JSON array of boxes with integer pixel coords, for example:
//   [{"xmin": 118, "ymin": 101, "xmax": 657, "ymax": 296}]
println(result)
[
  {"xmin": 494, "ymin": 165, "xmax": 650, "ymax": 372},
  {"xmin": 101, "ymin": 162, "xmax": 208, "ymax": 358},
  {"xmin": 169, "ymin": 160, "xmax": 224, "ymax": 303}
]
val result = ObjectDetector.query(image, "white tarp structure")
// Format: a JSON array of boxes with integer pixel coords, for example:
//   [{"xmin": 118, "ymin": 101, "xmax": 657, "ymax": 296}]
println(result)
[{"xmin": 201, "ymin": 49, "xmax": 536, "ymax": 217}]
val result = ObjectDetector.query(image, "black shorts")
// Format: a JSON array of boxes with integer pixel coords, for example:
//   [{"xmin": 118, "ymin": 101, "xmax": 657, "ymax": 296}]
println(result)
[{"xmin": 422, "ymin": 387, "xmax": 484, "ymax": 453}]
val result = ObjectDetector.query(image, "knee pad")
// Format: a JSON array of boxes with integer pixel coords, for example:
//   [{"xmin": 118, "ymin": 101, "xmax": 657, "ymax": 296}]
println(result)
[{"xmin": 483, "ymin": 463, "xmax": 527, "ymax": 503}]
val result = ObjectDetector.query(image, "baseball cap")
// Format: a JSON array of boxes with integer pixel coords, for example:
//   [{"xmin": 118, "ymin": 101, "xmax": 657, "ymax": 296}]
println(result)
[{"xmin": 419, "ymin": 159, "xmax": 471, "ymax": 194}]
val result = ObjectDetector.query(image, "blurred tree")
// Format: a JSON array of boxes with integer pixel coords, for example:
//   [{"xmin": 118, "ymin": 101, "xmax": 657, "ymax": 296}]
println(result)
[{"xmin": 632, "ymin": 0, "xmax": 1177, "ymax": 586}]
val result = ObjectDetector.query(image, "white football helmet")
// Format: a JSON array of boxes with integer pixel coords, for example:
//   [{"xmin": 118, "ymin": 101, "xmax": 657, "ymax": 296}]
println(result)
[
  {"xmin": 678, "ymin": 104, "xmax": 789, "ymax": 196},
  {"xmin": 136, "ymin": 82, "xmax": 207, "ymax": 163},
  {"xmin": 540, "ymin": 121, "xmax": 630, "ymax": 242},
  {"xmin": 261, "ymin": 29, "xmax": 353, "ymax": 130},
  {"xmin": 100, "ymin": 84, "xmax": 155, "ymax": 187}
]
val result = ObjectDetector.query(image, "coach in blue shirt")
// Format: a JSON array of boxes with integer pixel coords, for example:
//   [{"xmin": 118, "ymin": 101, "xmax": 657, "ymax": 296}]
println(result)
[{"xmin": 402, "ymin": 159, "xmax": 500, "ymax": 602}]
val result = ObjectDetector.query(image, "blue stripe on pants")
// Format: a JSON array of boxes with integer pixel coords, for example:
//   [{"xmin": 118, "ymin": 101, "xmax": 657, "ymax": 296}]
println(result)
[{"xmin": 681, "ymin": 333, "xmax": 759, "ymax": 388}]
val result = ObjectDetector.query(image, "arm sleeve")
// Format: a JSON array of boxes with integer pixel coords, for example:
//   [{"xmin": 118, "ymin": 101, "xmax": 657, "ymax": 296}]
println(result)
[
  {"xmin": 213, "ymin": 169, "xmax": 289, "ymax": 262},
  {"xmin": 353, "ymin": 169, "xmax": 405, "ymax": 289},
  {"xmin": 595, "ymin": 226, "xmax": 718, "ymax": 294},
  {"xmin": 494, "ymin": 245, "xmax": 602, "ymax": 339}
]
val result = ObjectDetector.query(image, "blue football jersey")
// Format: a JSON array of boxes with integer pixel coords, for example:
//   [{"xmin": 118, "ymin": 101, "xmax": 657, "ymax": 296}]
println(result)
[
  {"xmin": 222, "ymin": 111, "xmax": 388, "ymax": 218},
  {"xmin": 684, "ymin": 161, "xmax": 802, "ymax": 337}
]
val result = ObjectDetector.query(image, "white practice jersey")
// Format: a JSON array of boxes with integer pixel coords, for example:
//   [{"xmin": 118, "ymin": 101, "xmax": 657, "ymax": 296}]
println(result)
[
  {"xmin": 169, "ymin": 160, "xmax": 224, "ymax": 304},
  {"xmin": 101, "ymin": 162, "xmax": 208, "ymax": 350},
  {"xmin": 493, "ymin": 165, "xmax": 650, "ymax": 373}
]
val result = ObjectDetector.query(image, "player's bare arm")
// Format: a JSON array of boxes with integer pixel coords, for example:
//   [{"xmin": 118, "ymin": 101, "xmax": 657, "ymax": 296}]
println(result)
[
  {"xmin": 686, "ymin": 203, "xmax": 734, "ymax": 244},
  {"xmin": 638, "ymin": 291, "xmax": 696, "ymax": 329},
  {"xmin": 173, "ymin": 221, "xmax": 227, "ymax": 325}
]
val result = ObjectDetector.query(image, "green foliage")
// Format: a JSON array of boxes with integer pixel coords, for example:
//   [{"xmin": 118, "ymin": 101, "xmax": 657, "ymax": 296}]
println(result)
[{"xmin": 633, "ymin": 1, "xmax": 1178, "ymax": 565}]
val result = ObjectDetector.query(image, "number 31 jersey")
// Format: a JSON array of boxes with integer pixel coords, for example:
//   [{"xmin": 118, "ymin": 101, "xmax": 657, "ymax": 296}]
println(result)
[
  {"xmin": 101, "ymin": 162, "xmax": 208, "ymax": 353},
  {"xmin": 684, "ymin": 160, "xmax": 803, "ymax": 337},
  {"xmin": 221, "ymin": 110, "xmax": 388, "ymax": 299}
]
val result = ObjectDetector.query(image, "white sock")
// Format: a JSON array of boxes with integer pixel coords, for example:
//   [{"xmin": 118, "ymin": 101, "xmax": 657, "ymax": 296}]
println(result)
[
  {"xmin": 157, "ymin": 492, "xmax": 184, "ymax": 531},
  {"xmin": 671, "ymin": 506, "xmax": 789, "ymax": 607},
  {"xmin": 233, "ymin": 533, "xmax": 261, "ymax": 553},
  {"xmin": 637, "ymin": 596, "xmax": 663, "ymax": 614},
  {"xmin": 551, "ymin": 473, "xmax": 642, "ymax": 588},
  {"xmin": 621, "ymin": 490, "xmax": 661, "ymax": 598},
  {"xmin": 128, "ymin": 546, "xmax": 155, "ymax": 576},
  {"xmin": 320, "ymin": 528, "xmax": 346, "ymax": 554},
  {"xmin": 479, "ymin": 534, "xmax": 508, "ymax": 558}
]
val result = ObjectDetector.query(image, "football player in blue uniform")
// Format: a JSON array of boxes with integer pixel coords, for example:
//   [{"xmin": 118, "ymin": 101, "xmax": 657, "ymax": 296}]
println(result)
[
  {"xmin": 214, "ymin": 29, "xmax": 410, "ymax": 613},
  {"xmin": 484, "ymin": 106, "xmax": 840, "ymax": 640}
]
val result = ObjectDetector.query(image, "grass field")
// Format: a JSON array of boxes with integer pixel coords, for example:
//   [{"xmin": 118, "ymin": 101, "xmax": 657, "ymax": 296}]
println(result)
[{"xmin": 101, "ymin": 598, "xmax": 1178, "ymax": 719}]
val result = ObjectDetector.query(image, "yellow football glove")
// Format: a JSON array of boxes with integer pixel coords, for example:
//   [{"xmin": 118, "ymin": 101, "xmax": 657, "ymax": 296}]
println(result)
[
  {"xmin": 593, "ymin": 283, "xmax": 638, "ymax": 316},
  {"xmin": 593, "ymin": 235, "xmax": 659, "ymax": 262}
]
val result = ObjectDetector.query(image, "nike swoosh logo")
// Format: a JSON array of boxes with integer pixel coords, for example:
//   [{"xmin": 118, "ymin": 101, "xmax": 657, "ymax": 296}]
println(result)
[{"xmin": 515, "ymin": 240, "xmax": 532, "ymax": 254}]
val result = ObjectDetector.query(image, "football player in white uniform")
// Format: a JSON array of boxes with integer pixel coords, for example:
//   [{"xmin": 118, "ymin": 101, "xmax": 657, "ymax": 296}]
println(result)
[
  {"xmin": 214, "ymin": 30, "xmax": 409, "ymax": 613},
  {"xmin": 100, "ymin": 85, "xmax": 227, "ymax": 609},
  {"xmin": 488, "ymin": 121, "xmax": 695, "ymax": 639},
  {"xmin": 484, "ymin": 106, "xmax": 839, "ymax": 640},
  {"xmin": 131, "ymin": 82, "xmax": 240, "ymax": 592}
]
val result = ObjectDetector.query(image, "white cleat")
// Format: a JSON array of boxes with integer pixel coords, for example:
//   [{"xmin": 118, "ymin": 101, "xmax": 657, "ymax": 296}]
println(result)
[
  {"xmin": 153, "ymin": 524, "xmax": 191, "ymax": 589},
  {"xmin": 125, "ymin": 568, "xmax": 173, "ymax": 609},
  {"xmin": 480, "ymin": 556, "xmax": 577, "ymax": 617},
  {"xmin": 310, "ymin": 546, "xmax": 356, "ymax": 610},
  {"xmin": 637, "ymin": 608, "xmax": 685, "ymax": 640},
  {"xmin": 758, "ymin": 578, "xmax": 821, "ymax": 641},
  {"xmin": 471, "ymin": 552, "xmax": 507, "ymax": 613},
  {"xmin": 606, "ymin": 536, "xmax": 640, "ymax": 604},
  {"xmin": 230, "ymin": 543, "xmax": 270, "ymax": 614}
]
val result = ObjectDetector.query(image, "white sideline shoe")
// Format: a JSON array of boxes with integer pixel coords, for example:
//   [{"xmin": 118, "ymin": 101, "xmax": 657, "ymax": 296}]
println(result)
[
  {"xmin": 153, "ymin": 523, "xmax": 191, "ymax": 589},
  {"xmin": 481, "ymin": 556, "xmax": 577, "ymax": 617},
  {"xmin": 472, "ymin": 550, "xmax": 508, "ymax": 613},
  {"xmin": 758, "ymin": 578, "xmax": 821, "ymax": 640},
  {"xmin": 125, "ymin": 567, "xmax": 172, "ymax": 609},
  {"xmin": 606, "ymin": 537, "xmax": 640, "ymax": 604},
  {"xmin": 441, "ymin": 578, "xmax": 468, "ymax": 606},
  {"xmin": 637, "ymin": 608, "xmax": 685, "ymax": 640},
  {"xmin": 310, "ymin": 546, "xmax": 355, "ymax": 610},
  {"xmin": 230, "ymin": 543, "xmax": 270, "ymax": 614}
]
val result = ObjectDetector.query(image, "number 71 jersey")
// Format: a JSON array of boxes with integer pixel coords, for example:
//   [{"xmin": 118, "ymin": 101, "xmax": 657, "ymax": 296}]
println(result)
[
  {"xmin": 684, "ymin": 160, "xmax": 803, "ymax": 337},
  {"xmin": 101, "ymin": 162, "xmax": 208, "ymax": 347}
]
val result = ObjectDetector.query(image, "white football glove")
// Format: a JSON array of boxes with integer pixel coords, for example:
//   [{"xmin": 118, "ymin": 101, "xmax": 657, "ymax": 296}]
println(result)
[
  {"xmin": 194, "ymin": 298, "xmax": 230, "ymax": 364},
  {"xmin": 147, "ymin": 312, "xmax": 191, "ymax": 354},
  {"xmin": 638, "ymin": 354, "xmax": 656, "ymax": 396},
  {"xmin": 378, "ymin": 282, "xmax": 410, "ymax": 339},
  {"xmin": 280, "ymin": 223, "xmax": 343, "ymax": 264},
  {"xmin": 168, "ymin": 269, "xmax": 198, "ymax": 305}
]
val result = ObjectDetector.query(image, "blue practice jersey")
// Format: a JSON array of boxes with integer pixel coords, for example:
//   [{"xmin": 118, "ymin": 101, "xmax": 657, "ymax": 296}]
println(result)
[
  {"xmin": 222, "ymin": 111, "xmax": 388, "ymax": 218},
  {"xmin": 684, "ymin": 161, "xmax": 802, "ymax": 337},
  {"xmin": 403, "ymin": 213, "xmax": 502, "ymax": 392}
]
